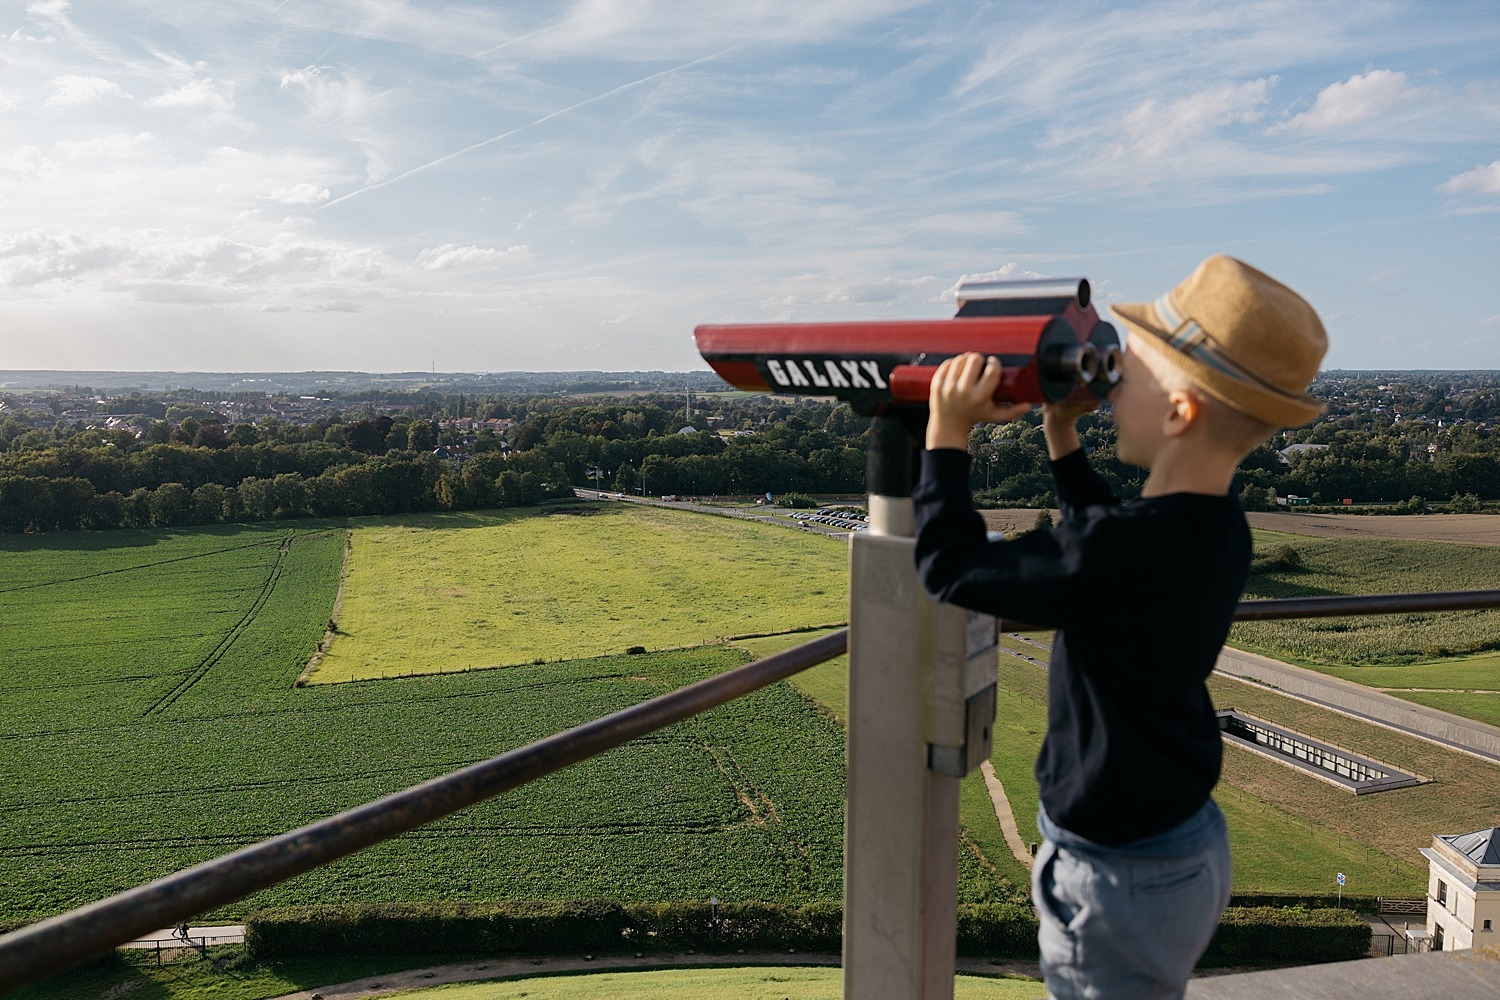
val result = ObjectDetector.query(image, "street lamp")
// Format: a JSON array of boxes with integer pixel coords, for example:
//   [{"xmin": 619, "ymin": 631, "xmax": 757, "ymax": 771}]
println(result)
[{"xmin": 709, "ymin": 896, "xmax": 719, "ymax": 946}]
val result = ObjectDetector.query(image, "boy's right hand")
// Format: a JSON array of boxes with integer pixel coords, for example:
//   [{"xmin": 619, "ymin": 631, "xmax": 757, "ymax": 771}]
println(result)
[
  {"xmin": 1041, "ymin": 398, "xmax": 1098, "ymax": 460},
  {"xmin": 926, "ymin": 353, "xmax": 1033, "ymax": 451}
]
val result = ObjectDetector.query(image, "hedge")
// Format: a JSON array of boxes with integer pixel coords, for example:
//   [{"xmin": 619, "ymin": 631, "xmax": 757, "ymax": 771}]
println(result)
[
  {"xmin": 244, "ymin": 900, "xmax": 1367, "ymax": 967},
  {"xmin": 244, "ymin": 901, "xmax": 1035, "ymax": 960},
  {"xmin": 1202, "ymin": 907, "xmax": 1370, "ymax": 967}
]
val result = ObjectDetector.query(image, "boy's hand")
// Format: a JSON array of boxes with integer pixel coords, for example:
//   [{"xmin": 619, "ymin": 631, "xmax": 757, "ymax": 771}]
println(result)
[
  {"xmin": 926, "ymin": 353, "xmax": 1033, "ymax": 451},
  {"xmin": 1041, "ymin": 398, "xmax": 1098, "ymax": 460}
]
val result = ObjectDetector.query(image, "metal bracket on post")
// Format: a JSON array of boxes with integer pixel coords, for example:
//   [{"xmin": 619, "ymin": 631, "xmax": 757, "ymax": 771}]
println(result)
[{"xmin": 844, "ymin": 416, "xmax": 1000, "ymax": 1000}]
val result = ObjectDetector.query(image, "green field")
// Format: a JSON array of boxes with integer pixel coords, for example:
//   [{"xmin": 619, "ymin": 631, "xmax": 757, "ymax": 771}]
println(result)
[
  {"xmin": 0, "ymin": 514, "xmax": 880, "ymax": 925},
  {"xmin": 8, "ymin": 507, "xmax": 1498, "ymax": 939},
  {"xmin": 1233, "ymin": 529, "xmax": 1500, "ymax": 667},
  {"xmin": 313, "ymin": 505, "xmax": 850, "ymax": 683}
]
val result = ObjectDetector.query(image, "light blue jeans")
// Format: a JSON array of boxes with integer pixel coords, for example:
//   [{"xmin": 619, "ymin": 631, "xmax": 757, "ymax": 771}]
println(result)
[{"xmin": 1032, "ymin": 800, "xmax": 1232, "ymax": 1000}]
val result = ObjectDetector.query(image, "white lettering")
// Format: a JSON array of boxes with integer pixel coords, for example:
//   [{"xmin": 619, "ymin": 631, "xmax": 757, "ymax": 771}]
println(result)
[
  {"xmin": 766, "ymin": 359, "xmax": 790, "ymax": 386},
  {"xmin": 802, "ymin": 360, "xmax": 830, "ymax": 388},
  {"xmin": 841, "ymin": 360, "xmax": 871, "ymax": 389},
  {"xmin": 823, "ymin": 360, "xmax": 851, "ymax": 388},
  {"xmin": 859, "ymin": 360, "xmax": 889, "ymax": 388},
  {"xmin": 785, "ymin": 360, "xmax": 811, "ymax": 387}
]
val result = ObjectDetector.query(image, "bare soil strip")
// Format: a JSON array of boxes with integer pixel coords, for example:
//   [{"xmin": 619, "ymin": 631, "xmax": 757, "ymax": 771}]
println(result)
[
  {"xmin": 297, "ymin": 526, "xmax": 353, "ymax": 685},
  {"xmin": 979, "ymin": 761, "xmax": 1033, "ymax": 871},
  {"xmin": 1243, "ymin": 511, "xmax": 1500, "ymax": 546}
]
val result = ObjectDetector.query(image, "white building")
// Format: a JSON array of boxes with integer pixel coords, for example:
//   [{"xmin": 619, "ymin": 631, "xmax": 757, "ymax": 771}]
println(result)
[{"xmin": 1421, "ymin": 826, "xmax": 1500, "ymax": 951}]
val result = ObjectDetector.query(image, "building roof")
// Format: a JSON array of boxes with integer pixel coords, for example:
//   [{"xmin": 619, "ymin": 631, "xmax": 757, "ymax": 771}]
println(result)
[{"xmin": 1442, "ymin": 827, "xmax": 1500, "ymax": 866}]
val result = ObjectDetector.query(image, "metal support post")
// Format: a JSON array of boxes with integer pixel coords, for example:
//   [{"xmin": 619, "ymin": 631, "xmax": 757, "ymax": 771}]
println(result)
[{"xmin": 844, "ymin": 417, "xmax": 998, "ymax": 1000}]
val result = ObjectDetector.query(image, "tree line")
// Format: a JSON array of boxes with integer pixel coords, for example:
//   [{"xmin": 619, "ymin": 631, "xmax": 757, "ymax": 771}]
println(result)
[{"xmin": 0, "ymin": 381, "xmax": 1495, "ymax": 534}]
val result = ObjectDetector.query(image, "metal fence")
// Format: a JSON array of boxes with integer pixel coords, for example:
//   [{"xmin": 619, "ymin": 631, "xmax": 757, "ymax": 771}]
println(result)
[{"xmin": 2, "ymin": 589, "xmax": 1498, "ymax": 993}]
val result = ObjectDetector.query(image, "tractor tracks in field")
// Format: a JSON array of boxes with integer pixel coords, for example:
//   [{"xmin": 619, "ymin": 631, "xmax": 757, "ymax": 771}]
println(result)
[
  {"xmin": 296, "ymin": 527, "xmax": 353, "ymax": 685},
  {"xmin": 141, "ymin": 532, "xmax": 295, "ymax": 718}
]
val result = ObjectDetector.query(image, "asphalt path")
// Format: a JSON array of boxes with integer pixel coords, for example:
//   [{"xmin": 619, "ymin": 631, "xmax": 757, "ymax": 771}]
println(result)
[{"xmin": 572, "ymin": 490, "xmax": 854, "ymax": 536}]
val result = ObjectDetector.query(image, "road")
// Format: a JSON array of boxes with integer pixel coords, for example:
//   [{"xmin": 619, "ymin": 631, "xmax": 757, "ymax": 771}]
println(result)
[{"xmin": 571, "ymin": 490, "xmax": 854, "ymax": 537}]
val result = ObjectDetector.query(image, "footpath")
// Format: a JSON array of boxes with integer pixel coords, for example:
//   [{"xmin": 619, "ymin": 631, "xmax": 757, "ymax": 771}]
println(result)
[{"xmin": 265, "ymin": 952, "xmax": 1044, "ymax": 999}]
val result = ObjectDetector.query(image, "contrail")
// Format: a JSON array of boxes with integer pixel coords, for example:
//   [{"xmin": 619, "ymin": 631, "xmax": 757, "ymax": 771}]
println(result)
[
  {"xmin": 322, "ymin": 47, "xmax": 740, "ymax": 210},
  {"xmin": 244, "ymin": 0, "xmax": 295, "ymax": 40}
]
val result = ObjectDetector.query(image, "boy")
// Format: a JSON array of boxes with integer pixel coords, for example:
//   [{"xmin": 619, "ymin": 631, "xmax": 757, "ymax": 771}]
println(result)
[{"xmin": 913, "ymin": 255, "xmax": 1327, "ymax": 1000}]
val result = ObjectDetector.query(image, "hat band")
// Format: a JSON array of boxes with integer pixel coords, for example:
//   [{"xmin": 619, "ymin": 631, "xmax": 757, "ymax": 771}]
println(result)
[{"xmin": 1153, "ymin": 293, "xmax": 1291, "ymax": 399}]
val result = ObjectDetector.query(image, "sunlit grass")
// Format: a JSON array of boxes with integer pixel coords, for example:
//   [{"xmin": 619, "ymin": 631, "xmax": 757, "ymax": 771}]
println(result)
[
  {"xmin": 382, "ymin": 966, "xmax": 1045, "ymax": 999},
  {"xmin": 315, "ymin": 505, "xmax": 849, "ymax": 682}
]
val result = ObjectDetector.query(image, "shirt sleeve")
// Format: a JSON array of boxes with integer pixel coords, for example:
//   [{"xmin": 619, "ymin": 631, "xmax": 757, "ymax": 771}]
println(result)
[
  {"xmin": 912, "ymin": 447, "xmax": 1128, "ymax": 630},
  {"xmin": 1050, "ymin": 448, "xmax": 1119, "ymax": 518}
]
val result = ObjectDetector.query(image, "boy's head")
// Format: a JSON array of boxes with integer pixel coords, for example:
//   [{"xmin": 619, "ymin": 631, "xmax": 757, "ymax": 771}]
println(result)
[{"xmin": 1109, "ymin": 255, "xmax": 1327, "ymax": 450}]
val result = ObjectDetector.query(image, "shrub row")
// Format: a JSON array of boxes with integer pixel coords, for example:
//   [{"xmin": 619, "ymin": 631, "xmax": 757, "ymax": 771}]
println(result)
[
  {"xmin": 243, "ymin": 901, "xmax": 1035, "ymax": 960},
  {"xmin": 243, "ymin": 900, "xmax": 1367, "ymax": 967},
  {"xmin": 1229, "ymin": 892, "xmax": 1379, "ymax": 913},
  {"xmin": 1203, "ymin": 907, "xmax": 1371, "ymax": 966}
]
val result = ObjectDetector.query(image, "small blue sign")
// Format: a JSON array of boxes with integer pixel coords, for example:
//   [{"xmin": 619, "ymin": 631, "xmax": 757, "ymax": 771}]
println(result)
[{"xmin": 1336, "ymin": 872, "xmax": 1346, "ymax": 885}]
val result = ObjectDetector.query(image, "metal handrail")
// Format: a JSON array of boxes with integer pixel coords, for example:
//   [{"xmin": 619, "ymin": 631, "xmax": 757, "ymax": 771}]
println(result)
[
  {"xmin": 1231, "ymin": 589, "xmax": 1500, "ymax": 622},
  {"xmin": 5, "ymin": 587, "xmax": 1500, "ymax": 992},
  {"xmin": 0, "ymin": 630, "xmax": 849, "ymax": 992}
]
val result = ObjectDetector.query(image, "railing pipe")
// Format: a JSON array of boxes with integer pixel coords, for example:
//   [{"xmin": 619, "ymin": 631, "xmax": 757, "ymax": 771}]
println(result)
[
  {"xmin": 0, "ymin": 629, "xmax": 849, "ymax": 993},
  {"xmin": 1231, "ymin": 589, "xmax": 1500, "ymax": 622},
  {"xmin": 997, "ymin": 590, "xmax": 1500, "ymax": 632}
]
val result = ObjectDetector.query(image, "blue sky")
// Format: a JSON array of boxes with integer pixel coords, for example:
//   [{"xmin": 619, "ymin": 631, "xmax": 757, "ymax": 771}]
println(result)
[{"xmin": 2, "ymin": 1, "xmax": 1497, "ymax": 373}]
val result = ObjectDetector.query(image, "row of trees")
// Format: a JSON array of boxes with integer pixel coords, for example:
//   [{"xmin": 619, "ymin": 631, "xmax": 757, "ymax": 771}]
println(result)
[
  {"xmin": 0, "ymin": 452, "xmax": 576, "ymax": 533},
  {"xmin": 1, "ymin": 384, "xmax": 1496, "ymax": 533}
]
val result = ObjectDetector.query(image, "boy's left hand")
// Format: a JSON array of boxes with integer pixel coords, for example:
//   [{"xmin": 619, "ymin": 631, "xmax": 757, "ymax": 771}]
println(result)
[{"xmin": 926, "ymin": 353, "xmax": 1033, "ymax": 451}]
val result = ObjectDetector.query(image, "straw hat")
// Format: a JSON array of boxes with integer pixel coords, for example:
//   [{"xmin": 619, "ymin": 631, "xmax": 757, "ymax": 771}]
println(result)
[{"xmin": 1110, "ymin": 255, "xmax": 1327, "ymax": 427}]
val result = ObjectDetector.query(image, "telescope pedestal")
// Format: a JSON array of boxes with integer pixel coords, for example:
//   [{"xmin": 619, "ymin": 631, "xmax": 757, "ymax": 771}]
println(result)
[{"xmin": 843, "ymin": 419, "xmax": 999, "ymax": 1000}]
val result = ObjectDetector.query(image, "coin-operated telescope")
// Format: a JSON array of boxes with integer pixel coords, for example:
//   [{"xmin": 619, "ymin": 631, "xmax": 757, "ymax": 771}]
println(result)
[
  {"xmin": 696, "ymin": 277, "xmax": 1123, "ymax": 999},
  {"xmin": 694, "ymin": 276, "xmax": 1121, "ymax": 415}
]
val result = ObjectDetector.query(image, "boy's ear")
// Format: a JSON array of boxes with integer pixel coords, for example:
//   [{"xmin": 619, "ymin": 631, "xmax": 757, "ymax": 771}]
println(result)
[{"xmin": 1163, "ymin": 388, "xmax": 1203, "ymax": 438}]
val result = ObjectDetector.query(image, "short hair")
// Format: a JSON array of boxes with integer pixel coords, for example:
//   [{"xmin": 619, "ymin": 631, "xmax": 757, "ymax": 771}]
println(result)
[{"xmin": 1135, "ymin": 344, "xmax": 1280, "ymax": 456}]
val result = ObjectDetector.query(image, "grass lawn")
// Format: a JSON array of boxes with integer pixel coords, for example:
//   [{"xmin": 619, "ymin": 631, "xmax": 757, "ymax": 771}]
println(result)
[
  {"xmin": 1390, "ymin": 690, "xmax": 1500, "ymax": 728},
  {"xmin": 994, "ymin": 639, "xmax": 1442, "ymax": 896},
  {"xmin": 10, "ymin": 950, "xmax": 449, "ymax": 1000},
  {"xmin": 381, "ymin": 966, "xmax": 1044, "ymax": 999},
  {"xmin": 314, "ymin": 505, "xmax": 849, "ymax": 683}
]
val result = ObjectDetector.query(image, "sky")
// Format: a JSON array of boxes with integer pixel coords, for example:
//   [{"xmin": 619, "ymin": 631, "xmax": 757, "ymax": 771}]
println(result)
[{"xmin": 1, "ymin": 1, "xmax": 1498, "ymax": 374}]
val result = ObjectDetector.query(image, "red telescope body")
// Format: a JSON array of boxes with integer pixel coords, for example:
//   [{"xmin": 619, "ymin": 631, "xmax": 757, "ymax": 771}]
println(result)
[{"xmin": 694, "ymin": 276, "xmax": 1120, "ymax": 414}]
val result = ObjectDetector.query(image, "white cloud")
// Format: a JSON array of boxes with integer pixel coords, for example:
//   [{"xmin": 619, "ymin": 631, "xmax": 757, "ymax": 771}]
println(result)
[
  {"xmin": 0, "ymin": 145, "xmax": 55, "ymax": 177},
  {"xmin": 266, "ymin": 183, "xmax": 331, "ymax": 204},
  {"xmin": 0, "ymin": 227, "xmax": 392, "ymax": 300},
  {"xmin": 44, "ymin": 74, "xmax": 125, "ymax": 107},
  {"xmin": 54, "ymin": 132, "xmax": 155, "ymax": 160},
  {"xmin": 1273, "ymin": 70, "xmax": 1420, "ymax": 133},
  {"xmin": 1438, "ymin": 160, "xmax": 1500, "ymax": 196},
  {"xmin": 942, "ymin": 264, "xmax": 1046, "ymax": 301},
  {"xmin": 416, "ymin": 243, "xmax": 532, "ymax": 270},
  {"xmin": 1111, "ymin": 78, "xmax": 1276, "ymax": 162},
  {"xmin": 144, "ymin": 78, "xmax": 233, "ymax": 112}
]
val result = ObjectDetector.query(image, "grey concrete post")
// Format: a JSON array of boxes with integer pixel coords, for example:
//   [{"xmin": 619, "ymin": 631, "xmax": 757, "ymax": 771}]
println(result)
[{"xmin": 844, "ymin": 417, "xmax": 998, "ymax": 1000}]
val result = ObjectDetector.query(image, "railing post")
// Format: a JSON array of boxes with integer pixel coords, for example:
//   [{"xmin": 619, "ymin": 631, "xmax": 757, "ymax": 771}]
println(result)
[{"xmin": 844, "ymin": 416, "xmax": 998, "ymax": 1000}]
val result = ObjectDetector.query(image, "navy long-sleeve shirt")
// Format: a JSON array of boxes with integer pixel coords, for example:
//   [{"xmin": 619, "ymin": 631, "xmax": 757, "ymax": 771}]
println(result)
[{"xmin": 913, "ymin": 448, "xmax": 1250, "ymax": 845}]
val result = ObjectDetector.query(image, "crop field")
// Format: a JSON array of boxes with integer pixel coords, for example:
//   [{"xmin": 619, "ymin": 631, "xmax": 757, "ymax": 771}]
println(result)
[
  {"xmin": 0, "ymin": 509, "xmax": 1001, "ymax": 931},
  {"xmin": 312, "ymin": 505, "xmax": 849, "ymax": 683},
  {"xmin": 7, "ymin": 506, "xmax": 1496, "ymax": 934},
  {"xmin": 1231, "ymin": 529, "xmax": 1500, "ymax": 669}
]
